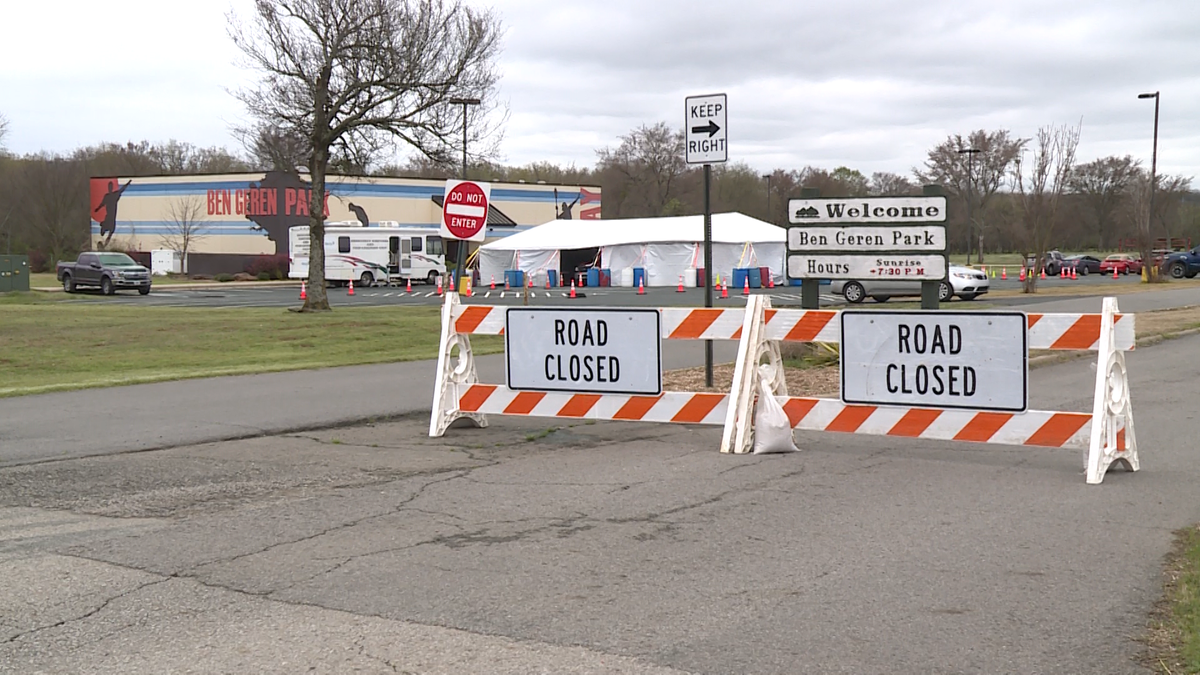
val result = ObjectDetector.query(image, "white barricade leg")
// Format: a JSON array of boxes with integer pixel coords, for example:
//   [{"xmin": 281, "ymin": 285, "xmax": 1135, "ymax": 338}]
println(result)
[
  {"xmin": 720, "ymin": 295, "xmax": 787, "ymax": 454},
  {"xmin": 429, "ymin": 292, "xmax": 488, "ymax": 437},
  {"xmin": 1085, "ymin": 297, "xmax": 1139, "ymax": 484}
]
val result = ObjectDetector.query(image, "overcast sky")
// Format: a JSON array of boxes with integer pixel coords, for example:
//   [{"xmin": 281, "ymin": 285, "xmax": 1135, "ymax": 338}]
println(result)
[{"xmin": 3, "ymin": 0, "xmax": 1197, "ymax": 182}]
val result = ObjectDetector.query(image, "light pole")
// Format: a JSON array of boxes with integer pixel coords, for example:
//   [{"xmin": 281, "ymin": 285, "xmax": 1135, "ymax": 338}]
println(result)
[
  {"xmin": 1137, "ymin": 92, "xmax": 1160, "ymax": 258},
  {"xmin": 449, "ymin": 96, "xmax": 481, "ymax": 285},
  {"xmin": 762, "ymin": 173, "xmax": 772, "ymax": 223},
  {"xmin": 957, "ymin": 148, "xmax": 980, "ymax": 265}
]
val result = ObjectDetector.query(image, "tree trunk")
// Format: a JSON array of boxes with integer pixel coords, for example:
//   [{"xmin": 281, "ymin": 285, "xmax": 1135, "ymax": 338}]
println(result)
[{"xmin": 303, "ymin": 148, "xmax": 332, "ymax": 311}]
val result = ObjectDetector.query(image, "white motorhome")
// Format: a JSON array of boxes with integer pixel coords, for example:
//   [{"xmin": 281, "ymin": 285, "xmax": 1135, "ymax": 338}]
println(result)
[{"xmin": 289, "ymin": 221, "xmax": 445, "ymax": 286}]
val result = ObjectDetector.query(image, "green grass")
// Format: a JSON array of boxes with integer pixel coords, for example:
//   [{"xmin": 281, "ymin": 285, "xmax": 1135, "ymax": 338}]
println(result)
[
  {"xmin": 0, "ymin": 300, "xmax": 501, "ymax": 397},
  {"xmin": 1177, "ymin": 526, "xmax": 1200, "ymax": 672}
]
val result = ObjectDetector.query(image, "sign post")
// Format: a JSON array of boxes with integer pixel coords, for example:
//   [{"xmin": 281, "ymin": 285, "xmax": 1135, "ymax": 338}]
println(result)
[
  {"xmin": 787, "ymin": 190, "xmax": 948, "ymax": 309},
  {"xmin": 685, "ymin": 93, "xmax": 728, "ymax": 387},
  {"xmin": 441, "ymin": 179, "xmax": 491, "ymax": 292}
]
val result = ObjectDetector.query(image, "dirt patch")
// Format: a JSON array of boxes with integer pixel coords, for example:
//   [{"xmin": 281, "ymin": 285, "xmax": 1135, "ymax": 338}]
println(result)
[{"xmin": 664, "ymin": 363, "xmax": 839, "ymax": 397}]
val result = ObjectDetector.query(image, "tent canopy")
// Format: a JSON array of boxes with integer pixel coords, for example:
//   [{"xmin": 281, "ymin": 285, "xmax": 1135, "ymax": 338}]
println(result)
[{"xmin": 479, "ymin": 212, "xmax": 783, "ymax": 251}]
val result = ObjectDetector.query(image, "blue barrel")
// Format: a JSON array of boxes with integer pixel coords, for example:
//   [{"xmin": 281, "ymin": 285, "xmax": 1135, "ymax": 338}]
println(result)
[
  {"xmin": 732, "ymin": 268, "xmax": 749, "ymax": 291},
  {"xmin": 587, "ymin": 268, "xmax": 599, "ymax": 287},
  {"xmin": 505, "ymin": 270, "xmax": 524, "ymax": 288},
  {"xmin": 633, "ymin": 267, "xmax": 646, "ymax": 288},
  {"xmin": 547, "ymin": 269, "xmax": 559, "ymax": 288}
]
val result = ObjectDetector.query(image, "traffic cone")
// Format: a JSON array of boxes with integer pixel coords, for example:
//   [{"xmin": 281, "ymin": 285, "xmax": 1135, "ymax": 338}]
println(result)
[
  {"xmin": 504, "ymin": 275, "xmax": 510, "ymax": 290},
  {"xmin": 637, "ymin": 277, "xmax": 645, "ymax": 295},
  {"xmin": 436, "ymin": 276, "xmax": 443, "ymax": 296},
  {"xmin": 677, "ymin": 274, "xmax": 686, "ymax": 293},
  {"xmin": 768, "ymin": 274, "xmax": 775, "ymax": 289},
  {"xmin": 1018, "ymin": 267, "xmax": 1025, "ymax": 282},
  {"xmin": 1113, "ymin": 266, "xmax": 1119, "ymax": 280},
  {"xmin": 1040, "ymin": 268, "xmax": 1046, "ymax": 280},
  {"xmin": 742, "ymin": 276, "xmax": 750, "ymax": 295},
  {"xmin": 545, "ymin": 274, "xmax": 551, "ymax": 289},
  {"xmin": 1071, "ymin": 266, "xmax": 1077, "ymax": 280},
  {"xmin": 405, "ymin": 278, "xmax": 412, "ymax": 293},
  {"xmin": 1059, "ymin": 267, "xmax": 1065, "ymax": 279},
  {"xmin": 570, "ymin": 280, "xmax": 577, "ymax": 299},
  {"xmin": 489, "ymin": 275, "xmax": 495, "ymax": 290},
  {"xmin": 348, "ymin": 278, "xmax": 355, "ymax": 296},
  {"xmin": 300, "ymin": 281, "xmax": 307, "ymax": 300},
  {"xmin": 720, "ymin": 281, "xmax": 729, "ymax": 300},
  {"xmin": 1002, "ymin": 267, "xmax": 1007, "ymax": 280},
  {"xmin": 465, "ymin": 279, "xmax": 472, "ymax": 297}
]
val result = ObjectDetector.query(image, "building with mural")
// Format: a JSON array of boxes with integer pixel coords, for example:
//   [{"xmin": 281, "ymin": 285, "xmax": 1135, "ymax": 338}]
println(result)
[{"xmin": 89, "ymin": 172, "xmax": 601, "ymax": 275}]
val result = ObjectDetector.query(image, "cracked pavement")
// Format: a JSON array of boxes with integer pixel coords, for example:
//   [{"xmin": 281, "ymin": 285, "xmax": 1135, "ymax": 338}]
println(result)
[{"xmin": 2, "ymin": 334, "xmax": 1200, "ymax": 673}]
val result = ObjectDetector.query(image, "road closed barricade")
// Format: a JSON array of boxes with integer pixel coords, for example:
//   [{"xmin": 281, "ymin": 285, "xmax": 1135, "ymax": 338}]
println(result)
[{"xmin": 430, "ymin": 293, "xmax": 1139, "ymax": 485}]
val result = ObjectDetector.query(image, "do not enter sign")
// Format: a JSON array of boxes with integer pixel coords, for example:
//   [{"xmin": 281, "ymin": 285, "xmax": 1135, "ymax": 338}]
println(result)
[{"xmin": 441, "ymin": 179, "xmax": 491, "ymax": 242}]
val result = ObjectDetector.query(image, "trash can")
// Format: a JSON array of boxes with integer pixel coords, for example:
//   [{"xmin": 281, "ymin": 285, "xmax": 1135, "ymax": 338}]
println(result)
[
  {"xmin": 696, "ymin": 268, "xmax": 706, "ymax": 287},
  {"xmin": 600, "ymin": 269, "xmax": 612, "ymax": 287},
  {"xmin": 633, "ymin": 267, "xmax": 646, "ymax": 288},
  {"xmin": 504, "ymin": 269, "xmax": 524, "ymax": 288},
  {"xmin": 759, "ymin": 267, "xmax": 771, "ymax": 288},
  {"xmin": 458, "ymin": 276, "xmax": 472, "ymax": 294},
  {"xmin": 546, "ymin": 269, "xmax": 559, "ymax": 288},
  {"xmin": 587, "ymin": 267, "xmax": 600, "ymax": 287}
]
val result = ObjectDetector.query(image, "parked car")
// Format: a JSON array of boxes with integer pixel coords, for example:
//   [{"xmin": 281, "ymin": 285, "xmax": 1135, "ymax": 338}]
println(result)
[
  {"xmin": 57, "ymin": 252, "xmax": 152, "ymax": 295},
  {"xmin": 1098, "ymin": 254, "xmax": 1143, "ymax": 276},
  {"xmin": 830, "ymin": 264, "xmax": 989, "ymax": 304},
  {"xmin": 1162, "ymin": 246, "xmax": 1200, "ymax": 279},
  {"xmin": 1063, "ymin": 255, "xmax": 1102, "ymax": 276},
  {"xmin": 1040, "ymin": 250, "xmax": 1068, "ymax": 276}
]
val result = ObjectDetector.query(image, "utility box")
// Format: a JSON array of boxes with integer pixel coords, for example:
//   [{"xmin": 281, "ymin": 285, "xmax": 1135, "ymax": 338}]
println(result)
[
  {"xmin": 151, "ymin": 249, "xmax": 182, "ymax": 276},
  {"xmin": 0, "ymin": 255, "xmax": 31, "ymax": 292}
]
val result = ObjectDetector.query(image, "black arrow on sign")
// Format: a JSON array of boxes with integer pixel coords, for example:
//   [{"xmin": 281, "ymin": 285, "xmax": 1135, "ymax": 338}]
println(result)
[{"xmin": 690, "ymin": 120, "xmax": 721, "ymax": 137}]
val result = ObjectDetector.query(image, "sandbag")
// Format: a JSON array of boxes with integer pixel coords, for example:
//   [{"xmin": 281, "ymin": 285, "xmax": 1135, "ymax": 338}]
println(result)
[{"xmin": 753, "ymin": 365, "xmax": 800, "ymax": 454}]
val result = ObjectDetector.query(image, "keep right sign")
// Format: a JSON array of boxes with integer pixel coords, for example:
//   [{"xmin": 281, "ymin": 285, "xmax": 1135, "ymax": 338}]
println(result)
[{"xmin": 840, "ymin": 311, "xmax": 1028, "ymax": 412}]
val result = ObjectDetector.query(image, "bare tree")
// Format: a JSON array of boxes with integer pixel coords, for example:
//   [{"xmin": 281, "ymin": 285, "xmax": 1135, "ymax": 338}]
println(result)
[
  {"xmin": 869, "ymin": 171, "xmax": 917, "ymax": 196},
  {"xmin": 595, "ymin": 122, "xmax": 689, "ymax": 217},
  {"xmin": 914, "ymin": 130, "xmax": 1024, "ymax": 258},
  {"xmin": 160, "ymin": 197, "xmax": 209, "ymax": 275},
  {"xmin": 229, "ymin": 0, "xmax": 503, "ymax": 311},
  {"xmin": 1011, "ymin": 123, "xmax": 1081, "ymax": 292},
  {"xmin": 0, "ymin": 113, "xmax": 9, "ymax": 152},
  {"xmin": 1068, "ymin": 155, "xmax": 1139, "ymax": 250}
]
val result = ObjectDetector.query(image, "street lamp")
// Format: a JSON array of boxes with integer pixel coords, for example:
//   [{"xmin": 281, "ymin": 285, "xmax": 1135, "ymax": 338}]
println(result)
[
  {"xmin": 448, "ymin": 96, "xmax": 481, "ymax": 285},
  {"xmin": 762, "ymin": 173, "xmax": 772, "ymax": 223},
  {"xmin": 1137, "ymin": 92, "xmax": 1160, "ymax": 256},
  {"xmin": 957, "ymin": 148, "xmax": 981, "ymax": 265}
]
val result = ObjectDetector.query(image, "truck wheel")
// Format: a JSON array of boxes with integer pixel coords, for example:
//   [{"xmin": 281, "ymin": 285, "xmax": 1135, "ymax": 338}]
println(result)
[
  {"xmin": 100, "ymin": 277, "xmax": 114, "ymax": 296},
  {"xmin": 1171, "ymin": 262, "xmax": 1186, "ymax": 279},
  {"xmin": 359, "ymin": 272, "xmax": 374, "ymax": 288},
  {"xmin": 138, "ymin": 287, "xmax": 151, "ymax": 296},
  {"xmin": 62, "ymin": 273, "xmax": 75, "ymax": 293}
]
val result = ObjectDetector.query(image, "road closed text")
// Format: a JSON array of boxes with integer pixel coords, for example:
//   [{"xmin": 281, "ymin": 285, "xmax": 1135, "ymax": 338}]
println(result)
[
  {"xmin": 545, "ymin": 319, "xmax": 620, "ymax": 384},
  {"xmin": 886, "ymin": 323, "xmax": 975, "ymax": 397},
  {"xmin": 506, "ymin": 309, "xmax": 662, "ymax": 395},
  {"xmin": 840, "ymin": 312, "xmax": 1027, "ymax": 412}
]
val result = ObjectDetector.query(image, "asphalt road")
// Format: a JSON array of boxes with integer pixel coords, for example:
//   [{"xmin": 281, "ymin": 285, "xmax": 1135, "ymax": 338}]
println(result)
[
  {"xmin": 2, "ymin": 332, "xmax": 1198, "ymax": 674},
  {"xmin": 65, "ymin": 270, "xmax": 1158, "ymax": 308}
]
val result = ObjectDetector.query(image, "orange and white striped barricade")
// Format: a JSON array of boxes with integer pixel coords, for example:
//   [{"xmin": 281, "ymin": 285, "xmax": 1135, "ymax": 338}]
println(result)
[
  {"xmin": 429, "ymin": 293, "xmax": 751, "ymax": 437},
  {"xmin": 719, "ymin": 296, "xmax": 1138, "ymax": 484}
]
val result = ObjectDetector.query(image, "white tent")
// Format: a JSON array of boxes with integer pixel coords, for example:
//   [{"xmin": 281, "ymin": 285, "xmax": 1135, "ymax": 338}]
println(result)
[{"xmin": 477, "ymin": 212, "xmax": 785, "ymax": 287}]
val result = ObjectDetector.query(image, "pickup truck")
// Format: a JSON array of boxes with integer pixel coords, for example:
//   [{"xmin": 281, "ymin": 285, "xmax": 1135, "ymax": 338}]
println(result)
[
  {"xmin": 57, "ymin": 252, "xmax": 152, "ymax": 295},
  {"xmin": 1163, "ymin": 246, "xmax": 1200, "ymax": 279}
]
